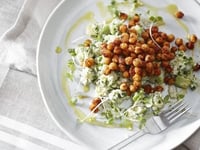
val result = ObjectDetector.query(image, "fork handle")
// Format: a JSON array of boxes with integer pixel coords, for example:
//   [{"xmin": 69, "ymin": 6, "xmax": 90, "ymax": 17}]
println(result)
[{"xmin": 108, "ymin": 130, "xmax": 146, "ymax": 150}]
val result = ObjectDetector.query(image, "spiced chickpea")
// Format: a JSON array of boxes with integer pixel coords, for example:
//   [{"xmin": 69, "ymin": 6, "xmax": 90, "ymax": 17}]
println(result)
[
  {"xmin": 134, "ymin": 67, "xmax": 143, "ymax": 75},
  {"xmin": 120, "ymin": 42, "xmax": 128, "ymax": 50},
  {"xmin": 145, "ymin": 54, "xmax": 155, "ymax": 62},
  {"xmin": 179, "ymin": 44, "xmax": 187, "ymax": 51},
  {"xmin": 141, "ymin": 44, "xmax": 149, "ymax": 52},
  {"xmin": 119, "ymin": 12, "xmax": 128, "ymax": 20},
  {"xmin": 160, "ymin": 32, "xmax": 168, "ymax": 40},
  {"xmin": 129, "ymin": 84, "xmax": 138, "ymax": 92},
  {"xmin": 125, "ymin": 56, "xmax": 133, "ymax": 65},
  {"xmin": 118, "ymin": 56, "xmax": 126, "ymax": 64},
  {"xmin": 103, "ymin": 57, "xmax": 111, "ymax": 65},
  {"xmin": 101, "ymin": 48, "xmax": 113, "ymax": 57},
  {"xmin": 118, "ymin": 64, "xmax": 126, "ymax": 72},
  {"xmin": 133, "ymin": 80, "xmax": 141, "ymax": 88},
  {"xmin": 109, "ymin": 62, "xmax": 118, "ymax": 71},
  {"xmin": 133, "ymin": 14, "xmax": 140, "ymax": 22},
  {"xmin": 167, "ymin": 34, "xmax": 175, "ymax": 42},
  {"xmin": 123, "ymin": 71, "xmax": 130, "ymax": 78},
  {"xmin": 189, "ymin": 34, "xmax": 198, "ymax": 43},
  {"xmin": 154, "ymin": 86, "xmax": 164, "ymax": 92},
  {"xmin": 120, "ymin": 83, "xmax": 129, "ymax": 91},
  {"xmin": 89, "ymin": 97, "xmax": 101, "ymax": 113},
  {"xmin": 145, "ymin": 62, "xmax": 153, "ymax": 74},
  {"xmin": 186, "ymin": 41, "xmax": 195, "ymax": 49},
  {"xmin": 175, "ymin": 38, "xmax": 183, "ymax": 46},
  {"xmin": 141, "ymin": 31, "xmax": 149, "ymax": 40},
  {"xmin": 133, "ymin": 58, "xmax": 143, "ymax": 67},
  {"xmin": 128, "ymin": 19, "xmax": 135, "ymax": 27},
  {"xmin": 129, "ymin": 37, "xmax": 137, "ymax": 44},
  {"xmin": 175, "ymin": 11, "xmax": 184, "ymax": 19},
  {"xmin": 103, "ymin": 66, "xmax": 111, "ymax": 75},
  {"xmin": 132, "ymin": 74, "xmax": 142, "ymax": 81},
  {"xmin": 151, "ymin": 26, "xmax": 159, "ymax": 33},
  {"xmin": 134, "ymin": 46, "xmax": 143, "ymax": 54},
  {"xmin": 121, "ymin": 33, "xmax": 130, "ymax": 43},
  {"xmin": 119, "ymin": 24, "xmax": 128, "ymax": 33},
  {"xmin": 128, "ymin": 44, "xmax": 135, "ymax": 52},
  {"xmin": 107, "ymin": 42, "xmax": 115, "ymax": 51},
  {"xmin": 113, "ymin": 38, "xmax": 121, "ymax": 45},
  {"xmin": 84, "ymin": 58, "xmax": 95, "ymax": 67},
  {"xmin": 113, "ymin": 46, "xmax": 122, "ymax": 54},
  {"xmin": 84, "ymin": 39, "xmax": 92, "ymax": 47},
  {"xmin": 112, "ymin": 55, "xmax": 119, "ymax": 63}
]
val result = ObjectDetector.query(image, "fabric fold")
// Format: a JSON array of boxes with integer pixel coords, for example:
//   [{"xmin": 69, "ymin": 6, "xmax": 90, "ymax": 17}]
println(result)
[{"xmin": 0, "ymin": 0, "xmax": 61, "ymax": 75}]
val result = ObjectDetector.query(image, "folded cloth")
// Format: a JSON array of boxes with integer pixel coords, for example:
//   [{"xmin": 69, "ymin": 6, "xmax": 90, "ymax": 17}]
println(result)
[
  {"xmin": 0, "ymin": 0, "xmax": 62, "ymax": 75},
  {"xmin": 0, "ymin": 0, "xmax": 87, "ymax": 149}
]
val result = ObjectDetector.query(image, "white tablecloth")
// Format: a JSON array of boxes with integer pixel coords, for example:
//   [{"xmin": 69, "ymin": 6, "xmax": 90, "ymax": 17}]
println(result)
[{"xmin": 0, "ymin": 0, "xmax": 200, "ymax": 150}]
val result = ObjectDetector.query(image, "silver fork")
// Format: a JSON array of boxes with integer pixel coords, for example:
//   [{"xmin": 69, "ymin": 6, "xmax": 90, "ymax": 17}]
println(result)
[{"xmin": 108, "ymin": 101, "xmax": 191, "ymax": 150}]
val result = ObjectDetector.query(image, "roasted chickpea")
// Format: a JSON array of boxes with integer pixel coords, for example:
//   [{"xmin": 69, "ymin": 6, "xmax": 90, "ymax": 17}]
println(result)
[
  {"xmin": 179, "ymin": 44, "xmax": 187, "ymax": 51},
  {"xmin": 129, "ymin": 37, "xmax": 137, "ymax": 44},
  {"xmin": 167, "ymin": 34, "xmax": 175, "ymax": 42},
  {"xmin": 125, "ymin": 56, "xmax": 133, "ymax": 65},
  {"xmin": 133, "ymin": 58, "xmax": 143, "ymax": 67},
  {"xmin": 128, "ymin": 19, "xmax": 135, "ymax": 27},
  {"xmin": 145, "ymin": 54, "xmax": 155, "ymax": 62},
  {"xmin": 107, "ymin": 42, "xmax": 115, "ymax": 51},
  {"xmin": 101, "ymin": 48, "xmax": 113, "ymax": 57},
  {"xmin": 119, "ymin": 12, "xmax": 128, "ymax": 20},
  {"xmin": 189, "ymin": 34, "xmax": 198, "ymax": 43},
  {"xmin": 175, "ymin": 11, "xmax": 184, "ymax": 18},
  {"xmin": 123, "ymin": 71, "xmax": 130, "ymax": 78},
  {"xmin": 133, "ymin": 14, "xmax": 140, "ymax": 22},
  {"xmin": 118, "ymin": 64, "xmax": 126, "ymax": 72},
  {"xmin": 134, "ymin": 67, "xmax": 142, "ymax": 75},
  {"xmin": 120, "ymin": 83, "xmax": 129, "ymax": 91},
  {"xmin": 121, "ymin": 33, "xmax": 130, "ymax": 43},
  {"xmin": 134, "ymin": 46, "xmax": 143, "ymax": 54},
  {"xmin": 120, "ymin": 42, "xmax": 128, "ymax": 50},
  {"xmin": 133, "ymin": 80, "xmax": 141, "ymax": 88},
  {"xmin": 103, "ymin": 57, "xmax": 111, "ymax": 65},
  {"xmin": 104, "ymin": 66, "xmax": 111, "ymax": 75},
  {"xmin": 151, "ymin": 26, "xmax": 159, "ymax": 33},
  {"xmin": 132, "ymin": 74, "xmax": 142, "ymax": 81},
  {"xmin": 109, "ymin": 62, "xmax": 118, "ymax": 71},
  {"xmin": 128, "ymin": 44, "xmax": 135, "ymax": 52},
  {"xmin": 112, "ymin": 55, "xmax": 119, "ymax": 63},
  {"xmin": 119, "ymin": 24, "xmax": 128, "ymax": 33},
  {"xmin": 175, "ymin": 38, "xmax": 183, "ymax": 46},
  {"xmin": 154, "ymin": 86, "xmax": 164, "ymax": 92},
  {"xmin": 186, "ymin": 42, "xmax": 195, "ymax": 49},
  {"xmin": 129, "ymin": 84, "xmax": 138, "ymax": 92},
  {"xmin": 84, "ymin": 57, "xmax": 95, "ymax": 67},
  {"xmin": 143, "ymin": 84, "xmax": 153, "ymax": 94},
  {"xmin": 141, "ymin": 31, "xmax": 149, "ymax": 40},
  {"xmin": 113, "ymin": 46, "xmax": 122, "ymax": 54},
  {"xmin": 84, "ymin": 39, "xmax": 92, "ymax": 47}
]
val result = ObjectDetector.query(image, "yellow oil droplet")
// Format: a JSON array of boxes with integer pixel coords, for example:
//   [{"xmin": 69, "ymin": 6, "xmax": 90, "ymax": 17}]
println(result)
[
  {"xmin": 55, "ymin": 46, "xmax": 62, "ymax": 54},
  {"xmin": 65, "ymin": 12, "xmax": 94, "ymax": 48},
  {"xmin": 165, "ymin": 4, "xmax": 189, "ymax": 34}
]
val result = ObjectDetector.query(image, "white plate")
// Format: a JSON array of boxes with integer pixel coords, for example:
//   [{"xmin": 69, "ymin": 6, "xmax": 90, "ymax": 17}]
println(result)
[{"xmin": 37, "ymin": 0, "xmax": 200, "ymax": 149}]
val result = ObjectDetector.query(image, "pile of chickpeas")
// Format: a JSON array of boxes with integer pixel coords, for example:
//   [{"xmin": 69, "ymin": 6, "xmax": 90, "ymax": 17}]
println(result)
[
  {"xmin": 99, "ymin": 12, "xmax": 198, "ymax": 95},
  {"xmin": 85, "ymin": 11, "xmax": 198, "ymax": 112}
]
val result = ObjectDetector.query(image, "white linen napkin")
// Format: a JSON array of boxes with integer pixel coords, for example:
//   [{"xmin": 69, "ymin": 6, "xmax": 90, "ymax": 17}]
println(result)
[
  {"xmin": 0, "ymin": 0, "xmax": 62, "ymax": 75},
  {"xmin": 0, "ymin": 0, "xmax": 87, "ymax": 150}
]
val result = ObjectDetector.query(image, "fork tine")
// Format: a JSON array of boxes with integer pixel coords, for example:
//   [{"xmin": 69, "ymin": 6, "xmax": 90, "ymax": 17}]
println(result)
[
  {"xmin": 164, "ymin": 101, "xmax": 185, "ymax": 117},
  {"xmin": 168, "ymin": 105, "xmax": 191, "ymax": 124}
]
